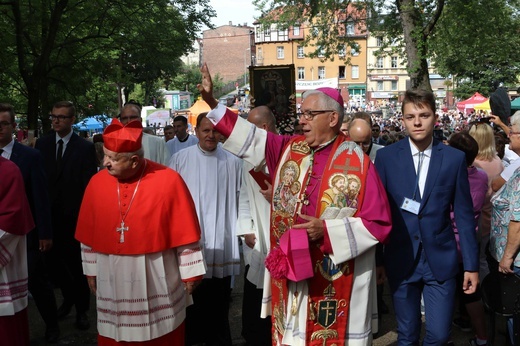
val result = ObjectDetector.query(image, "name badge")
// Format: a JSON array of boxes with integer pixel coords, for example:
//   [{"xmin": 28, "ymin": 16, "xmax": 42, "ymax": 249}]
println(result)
[{"xmin": 401, "ymin": 197, "xmax": 420, "ymax": 215}]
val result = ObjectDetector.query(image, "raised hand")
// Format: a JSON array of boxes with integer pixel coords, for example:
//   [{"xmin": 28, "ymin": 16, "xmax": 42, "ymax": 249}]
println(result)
[{"xmin": 198, "ymin": 63, "xmax": 218, "ymax": 109}]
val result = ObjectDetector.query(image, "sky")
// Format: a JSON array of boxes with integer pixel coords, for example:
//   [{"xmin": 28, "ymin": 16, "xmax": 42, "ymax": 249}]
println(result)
[{"xmin": 207, "ymin": 0, "xmax": 258, "ymax": 28}]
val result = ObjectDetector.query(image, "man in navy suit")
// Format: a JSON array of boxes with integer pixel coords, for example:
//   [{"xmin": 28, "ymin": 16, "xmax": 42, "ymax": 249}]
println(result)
[
  {"xmin": 35, "ymin": 101, "xmax": 97, "ymax": 331},
  {"xmin": 375, "ymin": 89, "xmax": 479, "ymax": 345},
  {"xmin": 0, "ymin": 103, "xmax": 60, "ymax": 342}
]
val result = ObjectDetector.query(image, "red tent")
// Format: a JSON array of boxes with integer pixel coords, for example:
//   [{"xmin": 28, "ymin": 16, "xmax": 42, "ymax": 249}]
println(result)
[{"xmin": 456, "ymin": 92, "xmax": 488, "ymax": 114}]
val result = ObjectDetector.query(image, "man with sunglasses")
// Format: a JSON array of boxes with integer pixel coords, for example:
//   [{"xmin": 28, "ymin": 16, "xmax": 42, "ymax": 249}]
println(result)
[
  {"xmin": 372, "ymin": 123, "xmax": 387, "ymax": 145},
  {"xmin": 35, "ymin": 101, "xmax": 97, "ymax": 331},
  {"xmin": 198, "ymin": 63, "xmax": 392, "ymax": 346}
]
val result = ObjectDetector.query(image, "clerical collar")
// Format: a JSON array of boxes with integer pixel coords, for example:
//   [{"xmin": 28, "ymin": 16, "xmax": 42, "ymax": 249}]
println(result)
[
  {"xmin": 197, "ymin": 143, "xmax": 218, "ymax": 156},
  {"xmin": 178, "ymin": 134, "xmax": 190, "ymax": 143},
  {"xmin": 311, "ymin": 135, "xmax": 338, "ymax": 153}
]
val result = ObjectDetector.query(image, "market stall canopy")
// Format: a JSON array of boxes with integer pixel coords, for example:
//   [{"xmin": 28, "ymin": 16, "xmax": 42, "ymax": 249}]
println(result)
[
  {"xmin": 456, "ymin": 92, "xmax": 488, "ymax": 114},
  {"xmin": 187, "ymin": 100, "xmax": 239, "ymax": 127},
  {"xmin": 474, "ymin": 100, "xmax": 490, "ymax": 111},
  {"xmin": 74, "ymin": 115, "xmax": 109, "ymax": 131},
  {"xmin": 511, "ymin": 97, "xmax": 520, "ymax": 110}
]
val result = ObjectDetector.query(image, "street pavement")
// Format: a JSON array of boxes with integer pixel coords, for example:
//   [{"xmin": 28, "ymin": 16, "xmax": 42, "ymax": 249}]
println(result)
[{"xmin": 29, "ymin": 258, "xmax": 509, "ymax": 345}]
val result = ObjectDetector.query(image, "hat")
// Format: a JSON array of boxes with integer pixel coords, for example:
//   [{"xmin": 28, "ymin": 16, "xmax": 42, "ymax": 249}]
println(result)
[
  {"xmin": 317, "ymin": 87, "xmax": 344, "ymax": 107},
  {"xmin": 264, "ymin": 229, "xmax": 313, "ymax": 282},
  {"xmin": 103, "ymin": 118, "xmax": 143, "ymax": 153}
]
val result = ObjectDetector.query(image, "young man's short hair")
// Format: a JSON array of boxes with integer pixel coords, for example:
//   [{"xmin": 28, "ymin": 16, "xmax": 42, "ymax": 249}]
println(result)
[{"xmin": 401, "ymin": 89, "xmax": 436, "ymax": 115}]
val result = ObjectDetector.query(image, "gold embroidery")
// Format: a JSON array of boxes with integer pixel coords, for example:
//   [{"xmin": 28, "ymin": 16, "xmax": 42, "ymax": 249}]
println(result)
[
  {"xmin": 291, "ymin": 291, "xmax": 299, "ymax": 316},
  {"xmin": 273, "ymin": 280, "xmax": 286, "ymax": 336},
  {"xmin": 317, "ymin": 256, "xmax": 350, "ymax": 281},
  {"xmin": 291, "ymin": 140, "xmax": 310, "ymax": 154},
  {"xmin": 309, "ymin": 298, "xmax": 317, "ymax": 321},
  {"xmin": 311, "ymin": 329, "xmax": 338, "ymax": 346}
]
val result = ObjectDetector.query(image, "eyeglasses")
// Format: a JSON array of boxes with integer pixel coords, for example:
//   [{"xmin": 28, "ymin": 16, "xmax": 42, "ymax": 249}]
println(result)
[
  {"xmin": 120, "ymin": 115, "xmax": 140, "ymax": 122},
  {"xmin": 508, "ymin": 128, "xmax": 520, "ymax": 138},
  {"xmin": 0, "ymin": 121, "xmax": 12, "ymax": 127},
  {"xmin": 50, "ymin": 115, "xmax": 73, "ymax": 121},
  {"xmin": 296, "ymin": 109, "xmax": 334, "ymax": 121},
  {"xmin": 354, "ymin": 141, "xmax": 371, "ymax": 149},
  {"xmin": 372, "ymin": 128, "xmax": 380, "ymax": 132}
]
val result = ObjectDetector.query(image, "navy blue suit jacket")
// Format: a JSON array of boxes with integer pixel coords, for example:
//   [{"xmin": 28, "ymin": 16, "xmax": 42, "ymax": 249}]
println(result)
[
  {"xmin": 35, "ymin": 132, "xmax": 97, "ymax": 238},
  {"xmin": 375, "ymin": 138, "xmax": 478, "ymax": 289},
  {"xmin": 10, "ymin": 142, "xmax": 53, "ymax": 248}
]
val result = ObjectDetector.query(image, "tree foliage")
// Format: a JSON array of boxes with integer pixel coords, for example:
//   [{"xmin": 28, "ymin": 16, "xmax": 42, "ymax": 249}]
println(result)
[
  {"xmin": 429, "ymin": 0, "xmax": 520, "ymax": 98},
  {"xmin": 0, "ymin": 0, "xmax": 215, "ymax": 133},
  {"xmin": 253, "ymin": 0, "xmax": 446, "ymax": 91}
]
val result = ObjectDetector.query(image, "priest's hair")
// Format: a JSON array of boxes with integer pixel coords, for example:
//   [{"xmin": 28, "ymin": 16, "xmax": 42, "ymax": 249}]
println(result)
[
  {"xmin": 118, "ymin": 148, "xmax": 144, "ymax": 159},
  {"xmin": 303, "ymin": 90, "xmax": 344, "ymax": 124}
]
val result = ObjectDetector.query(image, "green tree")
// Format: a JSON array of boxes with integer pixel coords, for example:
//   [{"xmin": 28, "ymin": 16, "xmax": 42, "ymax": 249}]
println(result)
[
  {"xmin": 253, "ymin": 0, "xmax": 446, "ymax": 91},
  {"xmin": 0, "ymin": 0, "xmax": 214, "ymax": 133},
  {"xmin": 171, "ymin": 64, "xmax": 226, "ymax": 100},
  {"xmin": 430, "ymin": 0, "xmax": 520, "ymax": 98}
]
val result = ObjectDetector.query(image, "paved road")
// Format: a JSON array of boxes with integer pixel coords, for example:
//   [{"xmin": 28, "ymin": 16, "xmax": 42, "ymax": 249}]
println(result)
[{"xmin": 29, "ymin": 259, "xmax": 509, "ymax": 345}]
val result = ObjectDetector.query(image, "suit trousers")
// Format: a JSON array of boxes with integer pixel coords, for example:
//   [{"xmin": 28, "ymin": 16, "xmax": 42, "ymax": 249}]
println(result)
[
  {"xmin": 185, "ymin": 276, "xmax": 232, "ymax": 346},
  {"xmin": 27, "ymin": 248, "xmax": 58, "ymax": 328},
  {"xmin": 241, "ymin": 265, "xmax": 272, "ymax": 346},
  {"xmin": 47, "ymin": 233, "xmax": 90, "ymax": 314},
  {"xmin": 391, "ymin": 248, "xmax": 456, "ymax": 346}
]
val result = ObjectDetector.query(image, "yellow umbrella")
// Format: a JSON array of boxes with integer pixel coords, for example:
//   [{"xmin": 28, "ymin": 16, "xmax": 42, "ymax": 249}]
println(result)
[{"xmin": 474, "ymin": 99, "xmax": 490, "ymax": 111}]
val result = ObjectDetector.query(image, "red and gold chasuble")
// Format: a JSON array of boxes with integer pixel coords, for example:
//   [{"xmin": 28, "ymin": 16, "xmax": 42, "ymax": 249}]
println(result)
[{"xmin": 270, "ymin": 135, "xmax": 369, "ymax": 345}]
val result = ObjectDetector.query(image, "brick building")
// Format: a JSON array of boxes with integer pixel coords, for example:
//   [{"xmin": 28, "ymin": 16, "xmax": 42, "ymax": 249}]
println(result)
[{"xmin": 201, "ymin": 22, "xmax": 255, "ymax": 83}]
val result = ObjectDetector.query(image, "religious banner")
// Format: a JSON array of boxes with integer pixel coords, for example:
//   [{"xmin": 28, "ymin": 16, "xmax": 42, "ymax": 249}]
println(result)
[{"xmin": 249, "ymin": 64, "xmax": 296, "ymax": 134}]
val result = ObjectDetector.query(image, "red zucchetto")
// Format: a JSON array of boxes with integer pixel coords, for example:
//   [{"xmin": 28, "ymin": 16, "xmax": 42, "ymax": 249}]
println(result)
[{"xmin": 102, "ymin": 118, "xmax": 143, "ymax": 153}]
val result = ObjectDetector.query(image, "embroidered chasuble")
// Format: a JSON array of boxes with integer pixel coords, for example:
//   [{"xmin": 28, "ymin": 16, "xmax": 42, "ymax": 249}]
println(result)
[
  {"xmin": 75, "ymin": 160, "xmax": 206, "ymax": 344},
  {"xmin": 211, "ymin": 105, "xmax": 392, "ymax": 346}
]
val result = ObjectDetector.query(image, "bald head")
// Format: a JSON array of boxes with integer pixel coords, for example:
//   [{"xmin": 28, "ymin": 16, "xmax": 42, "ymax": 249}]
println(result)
[
  {"xmin": 247, "ymin": 106, "xmax": 277, "ymax": 133},
  {"xmin": 348, "ymin": 118, "xmax": 372, "ymax": 153}
]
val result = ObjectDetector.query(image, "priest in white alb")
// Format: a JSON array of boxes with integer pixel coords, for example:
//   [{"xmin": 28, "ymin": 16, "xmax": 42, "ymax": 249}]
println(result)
[
  {"xmin": 75, "ymin": 119, "xmax": 206, "ymax": 345},
  {"xmin": 169, "ymin": 113, "xmax": 242, "ymax": 346}
]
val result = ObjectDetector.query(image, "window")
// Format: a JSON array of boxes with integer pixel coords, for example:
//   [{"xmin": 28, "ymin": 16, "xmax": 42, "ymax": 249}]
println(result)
[
  {"xmin": 376, "ymin": 57, "xmax": 384, "ymax": 69},
  {"xmin": 297, "ymin": 46, "xmax": 304, "ymax": 58},
  {"xmin": 318, "ymin": 46, "xmax": 325, "ymax": 58},
  {"xmin": 377, "ymin": 81, "xmax": 384, "ymax": 91},
  {"xmin": 346, "ymin": 22, "xmax": 355, "ymax": 35},
  {"xmin": 298, "ymin": 67, "xmax": 305, "ymax": 80},
  {"xmin": 391, "ymin": 56, "xmax": 398, "ymax": 68},
  {"xmin": 264, "ymin": 25, "xmax": 271, "ymax": 36},
  {"xmin": 293, "ymin": 25, "xmax": 300, "ymax": 36},
  {"xmin": 277, "ymin": 46, "xmax": 284, "ymax": 59},
  {"xmin": 255, "ymin": 27, "xmax": 260, "ymax": 38},
  {"xmin": 338, "ymin": 45, "xmax": 346, "ymax": 57},
  {"xmin": 351, "ymin": 47, "xmax": 360, "ymax": 56},
  {"xmin": 352, "ymin": 65, "xmax": 359, "ymax": 79},
  {"xmin": 278, "ymin": 28, "xmax": 288, "ymax": 41},
  {"xmin": 339, "ymin": 66, "xmax": 346, "ymax": 79},
  {"xmin": 391, "ymin": 80, "xmax": 398, "ymax": 91},
  {"xmin": 318, "ymin": 66, "xmax": 325, "ymax": 79},
  {"xmin": 376, "ymin": 37, "xmax": 384, "ymax": 47}
]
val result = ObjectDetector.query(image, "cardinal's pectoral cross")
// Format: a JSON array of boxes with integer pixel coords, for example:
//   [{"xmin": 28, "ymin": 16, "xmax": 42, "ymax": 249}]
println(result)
[{"xmin": 117, "ymin": 221, "xmax": 129, "ymax": 243}]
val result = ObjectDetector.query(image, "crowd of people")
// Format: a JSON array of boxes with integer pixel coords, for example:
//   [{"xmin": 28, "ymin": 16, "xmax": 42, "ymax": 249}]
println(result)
[{"xmin": 0, "ymin": 64, "xmax": 519, "ymax": 346}]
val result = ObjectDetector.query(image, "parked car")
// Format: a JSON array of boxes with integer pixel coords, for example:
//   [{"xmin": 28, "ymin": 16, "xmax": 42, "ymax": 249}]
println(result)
[{"xmin": 219, "ymin": 96, "xmax": 236, "ymax": 107}]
